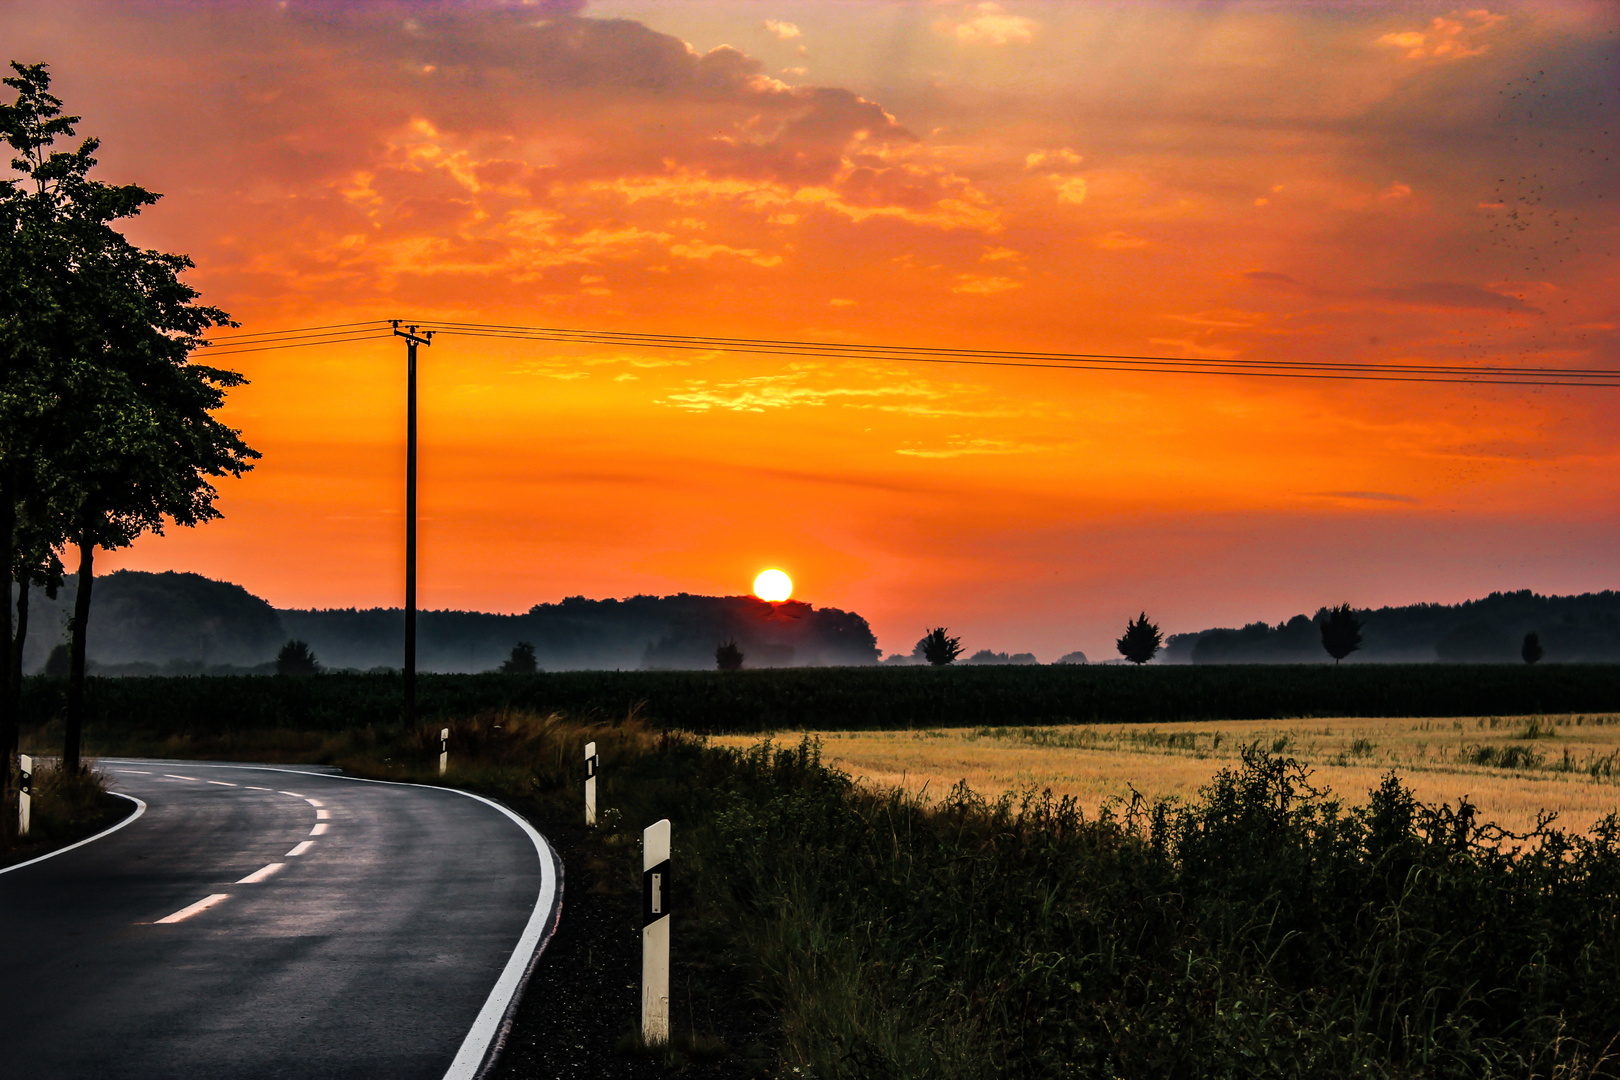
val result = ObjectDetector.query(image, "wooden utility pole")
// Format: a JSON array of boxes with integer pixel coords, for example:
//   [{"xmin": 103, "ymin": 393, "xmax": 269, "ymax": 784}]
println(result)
[{"xmin": 393, "ymin": 321, "xmax": 432, "ymax": 725}]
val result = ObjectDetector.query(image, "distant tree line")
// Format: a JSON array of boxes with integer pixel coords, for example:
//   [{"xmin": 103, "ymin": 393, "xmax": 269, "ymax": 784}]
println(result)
[
  {"xmin": 2, "ymin": 63, "xmax": 254, "ymax": 831},
  {"xmin": 1162, "ymin": 590, "xmax": 1620, "ymax": 664}
]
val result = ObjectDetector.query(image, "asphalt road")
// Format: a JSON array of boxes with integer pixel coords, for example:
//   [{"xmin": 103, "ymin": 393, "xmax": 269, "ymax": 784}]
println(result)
[{"xmin": 0, "ymin": 760, "xmax": 559, "ymax": 1080}]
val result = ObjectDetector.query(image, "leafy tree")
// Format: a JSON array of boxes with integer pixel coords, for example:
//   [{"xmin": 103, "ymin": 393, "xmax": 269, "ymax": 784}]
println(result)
[
  {"xmin": 916, "ymin": 627, "xmax": 963, "ymax": 666},
  {"xmin": 1, "ymin": 63, "xmax": 257, "ymax": 773},
  {"xmin": 1116, "ymin": 612, "xmax": 1163, "ymax": 665},
  {"xmin": 715, "ymin": 640, "xmax": 744, "ymax": 672},
  {"xmin": 1320, "ymin": 604, "xmax": 1363, "ymax": 664},
  {"xmin": 43, "ymin": 642, "xmax": 69, "ymax": 678},
  {"xmin": 275, "ymin": 640, "xmax": 320, "ymax": 677},
  {"xmin": 1521, "ymin": 630, "xmax": 1544, "ymax": 665},
  {"xmin": 501, "ymin": 641, "xmax": 539, "ymax": 674}
]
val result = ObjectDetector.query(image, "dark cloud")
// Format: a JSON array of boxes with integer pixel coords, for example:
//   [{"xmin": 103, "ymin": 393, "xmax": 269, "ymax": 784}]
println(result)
[{"xmin": 1365, "ymin": 281, "xmax": 1543, "ymax": 314}]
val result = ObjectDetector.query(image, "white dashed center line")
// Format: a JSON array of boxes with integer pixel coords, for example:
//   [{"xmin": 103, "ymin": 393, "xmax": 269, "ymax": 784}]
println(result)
[
  {"xmin": 154, "ymin": 894, "xmax": 229, "ymax": 924},
  {"xmin": 207, "ymin": 780, "xmax": 237, "ymax": 787},
  {"xmin": 119, "ymin": 769, "xmax": 152, "ymax": 775},
  {"xmin": 278, "ymin": 791, "xmax": 305, "ymax": 798},
  {"xmin": 304, "ymin": 798, "xmax": 324, "ymax": 808},
  {"xmin": 236, "ymin": 863, "xmax": 285, "ymax": 884},
  {"xmin": 245, "ymin": 786, "xmax": 272, "ymax": 791},
  {"xmin": 164, "ymin": 774, "xmax": 198, "ymax": 781},
  {"xmin": 309, "ymin": 823, "xmax": 329, "ymax": 836},
  {"xmin": 315, "ymin": 809, "xmax": 330, "ymax": 820},
  {"xmin": 285, "ymin": 841, "xmax": 315, "ymax": 857}
]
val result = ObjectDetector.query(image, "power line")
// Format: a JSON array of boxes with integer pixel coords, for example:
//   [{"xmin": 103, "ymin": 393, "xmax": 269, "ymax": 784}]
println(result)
[
  {"xmin": 196, "ymin": 317, "xmax": 1620, "ymax": 387},
  {"xmin": 415, "ymin": 320, "xmax": 1620, "ymax": 388}
]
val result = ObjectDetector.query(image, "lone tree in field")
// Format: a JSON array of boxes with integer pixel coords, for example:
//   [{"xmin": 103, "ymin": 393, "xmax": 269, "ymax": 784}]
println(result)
[
  {"xmin": 500, "ymin": 641, "xmax": 538, "ymax": 674},
  {"xmin": 1320, "ymin": 604, "xmax": 1363, "ymax": 664},
  {"xmin": 916, "ymin": 627, "xmax": 964, "ymax": 666},
  {"xmin": 715, "ymin": 640, "xmax": 744, "ymax": 671},
  {"xmin": 1116, "ymin": 613, "xmax": 1163, "ymax": 664},
  {"xmin": 1521, "ymin": 630, "xmax": 1544, "ymax": 665},
  {"xmin": 275, "ymin": 640, "xmax": 320, "ymax": 677}
]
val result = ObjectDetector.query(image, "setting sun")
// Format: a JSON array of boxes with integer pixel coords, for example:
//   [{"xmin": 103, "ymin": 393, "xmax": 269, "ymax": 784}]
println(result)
[{"xmin": 753, "ymin": 569, "xmax": 793, "ymax": 603}]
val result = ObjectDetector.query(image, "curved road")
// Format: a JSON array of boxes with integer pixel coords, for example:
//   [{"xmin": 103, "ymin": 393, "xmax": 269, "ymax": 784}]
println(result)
[{"xmin": 0, "ymin": 760, "xmax": 559, "ymax": 1080}]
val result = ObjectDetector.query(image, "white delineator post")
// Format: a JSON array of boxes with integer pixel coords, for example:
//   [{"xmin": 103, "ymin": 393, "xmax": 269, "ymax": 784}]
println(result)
[
  {"xmin": 641, "ymin": 818, "xmax": 671, "ymax": 1046},
  {"xmin": 17, "ymin": 754, "xmax": 32, "ymax": 836},
  {"xmin": 439, "ymin": 728, "xmax": 449, "ymax": 777},
  {"xmin": 584, "ymin": 741, "xmax": 598, "ymax": 826}
]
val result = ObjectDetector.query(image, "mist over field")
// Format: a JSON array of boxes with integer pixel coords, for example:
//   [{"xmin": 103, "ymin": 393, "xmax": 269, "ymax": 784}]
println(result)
[{"xmin": 17, "ymin": 571, "xmax": 1620, "ymax": 675}]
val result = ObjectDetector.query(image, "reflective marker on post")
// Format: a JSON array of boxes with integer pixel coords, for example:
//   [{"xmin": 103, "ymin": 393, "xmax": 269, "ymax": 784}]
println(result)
[
  {"xmin": 584, "ymin": 741, "xmax": 598, "ymax": 827},
  {"xmin": 439, "ymin": 728, "xmax": 449, "ymax": 777},
  {"xmin": 641, "ymin": 818, "xmax": 671, "ymax": 1046},
  {"xmin": 17, "ymin": 754, "xmax": 32, "ymax": 837}
]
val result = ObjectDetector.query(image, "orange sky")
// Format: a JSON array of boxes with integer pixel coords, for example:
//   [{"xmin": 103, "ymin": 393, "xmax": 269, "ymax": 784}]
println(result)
[{"xmin": 4, "ymin": 0, "xmax": 1617, "ymax": 660}]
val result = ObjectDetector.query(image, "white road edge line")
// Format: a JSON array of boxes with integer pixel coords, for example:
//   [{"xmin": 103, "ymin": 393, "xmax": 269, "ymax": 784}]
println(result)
[
  {"xmin": 237, "ymin": 863, "xmax": 285, "ymax": 884},
  {"xmin": 96, "ymin": 759, "xmax": 561, "ymax": 1080},
  {"xmin": 154, "ymin": 893, "xmax": 230, "ymax": 924},
  {"xmin": 285, "ymin": 841, "xmax": 315, "ymax": 857},
  {"xmin": 0, "ymin": 793, "xmax": 147, "ymax": 877}
]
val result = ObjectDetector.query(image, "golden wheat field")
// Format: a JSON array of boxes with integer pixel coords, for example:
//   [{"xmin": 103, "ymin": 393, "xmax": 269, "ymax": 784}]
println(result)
[{"xmin": 712, "ymin": 714, "xmax": 1620, "ymax": 837}]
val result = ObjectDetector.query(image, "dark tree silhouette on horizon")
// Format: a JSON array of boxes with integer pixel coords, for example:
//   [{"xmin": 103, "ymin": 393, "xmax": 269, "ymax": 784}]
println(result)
[
  {"xmin": 1521, "ymin": 630, "xmax": 1544, "ymax": 665},
  {"xmin": 275, "ymin": 640, "xmax": 320, "ymax": 677},
  {"xmin": 1320, "ymin": 604, "xmax": 1364, "ymax": 664},
  {"xmin": 1116, "ymin": 613, "xmax": 1163, "ymax": 664},
  {"xmin": 500, "ymin": 641, "xmax": 539, "ymax": 674},
  {"xmin": 1, "ymin": 62, "xmax": 257, "ymax": 778},
  {"xmin": 715, "ymin": 640, "xmax": 744, "ymax": 671},
  {"xmin": 917, "ymin": 627, "xmax": 963, "ymax": 666}
]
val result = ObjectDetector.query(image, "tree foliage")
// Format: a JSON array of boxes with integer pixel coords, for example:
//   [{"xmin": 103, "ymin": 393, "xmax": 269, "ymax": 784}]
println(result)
[
  {"xmin": 915, "ymin": 627, "xmax": 964, "ymax": 666},
  {"xmin": 1116, "ymin": 612, "xmax": 1163, "ymax": 665},
  {"xmin": 714, "ymin": 640, "xmax": 744, "ymax": 672},
  {"xmin": 501, "ymin": 641, "xmax": 539, "ymax": 674},
  {"xmin": 1521, "ymin": 630, "xmax": 1544, "ymax": 665},
  {"xmin": 275, "ymin": 640, "xmax": 320, "ymax": 678},
  {"xmin": 1320, "ymin": 604, "xmax": 1364, "ymax": 663}
]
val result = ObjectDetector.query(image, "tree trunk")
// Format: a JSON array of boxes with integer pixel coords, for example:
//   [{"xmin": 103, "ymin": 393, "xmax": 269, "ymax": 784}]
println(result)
[
  {"xmin": 12, "ymin": 575, "xmax": 30, "ymax": 725},
  {"xmin": 65, "ymin": 523, "xmax": 94, "ymax": 775},
  {"xmin": 0, "ymin": 471, "xmax": 14, "ymax": 843}
]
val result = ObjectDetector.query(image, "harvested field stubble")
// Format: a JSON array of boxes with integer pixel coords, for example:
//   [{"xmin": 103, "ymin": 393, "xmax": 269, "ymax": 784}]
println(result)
[{"xmin": 715, "ymin": 713, "xmax": 1620, "ymax": 837}]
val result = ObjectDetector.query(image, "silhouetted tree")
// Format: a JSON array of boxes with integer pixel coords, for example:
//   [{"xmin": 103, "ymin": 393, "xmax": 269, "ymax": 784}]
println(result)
[
  {"xmin": 916, "ymin": 627, "xmax": 963, "ymax": 666},
  {"xmin": 1521, "ymin": 630, "xmax": 1544, "ymax": 665},
  {"xmin": 275, "ymin": 640, "xmax": 320, "ymax": 677},
  {"xmin": 1116, "ymin": 613, "xmax": 1163, "ymax": 664},
  {"xmin": 500, "ymin": 641, "xmax": 538, "ymax": 674},
  {"xmin": 715, "ymin": 640, "xmax": 744, "ymax": 671},
  {"xmin": 2, "ymin": 64, "xmax": 256, "ymax": 773},
  {"xmin": 43, "ymin": 642, "xmax": 69, "ymax": 678},
  {"xmin": 1320, "ymin": 604, "xmax": 1363, "ymax": 664}
]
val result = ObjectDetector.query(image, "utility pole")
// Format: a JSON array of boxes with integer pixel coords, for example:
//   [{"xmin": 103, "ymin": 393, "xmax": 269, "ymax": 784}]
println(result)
[{"xmin": 393, "ymin": 321, "xmax": 433, "ymax": 725}]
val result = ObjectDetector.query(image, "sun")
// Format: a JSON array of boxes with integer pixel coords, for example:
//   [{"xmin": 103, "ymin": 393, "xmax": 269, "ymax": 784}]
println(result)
[{"xmin": 753, "ymin": 568, "xmax": 793, "ymax": 602}]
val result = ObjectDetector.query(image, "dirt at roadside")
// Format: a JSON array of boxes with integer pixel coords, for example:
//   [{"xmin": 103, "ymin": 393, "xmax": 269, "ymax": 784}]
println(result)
[{"xmin": 488, "ymin": 804, "xmax": 777, "ymax": 1079}]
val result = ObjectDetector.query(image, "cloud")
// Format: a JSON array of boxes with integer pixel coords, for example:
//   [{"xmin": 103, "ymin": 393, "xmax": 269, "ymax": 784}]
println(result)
[
  {"xmin": 1366, "ymin": 281, "xmax": 1543, "ymax": 314},
  {"xmin": 1052, "ymin": 176, "xmax": 1088, "ymax": 205},
  {"xmin": 1093, "ymin": 231, "xmax": 1148, "ymax": 250},
  {"xmin": 942, "ymin": 3, "xmax": 1037, "ymax": 47},
  {"xmin": 1377, "ymin": 9, "xmax": 1506, "ymax": 62},
  {"xmin": 1024, "ymin": 148, "xmax": 1081, "ymax": 170},
  {"xmin": 761, "ymin": 20, "xmax": 801, "ymax": 41},
  {"xmin": 1314, "ymin": 491, "xmax": 1422, "ymax": 504},
  {"xmin": 951, "ymin": 274, "xmax": 1019, "ymax": 295}
]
